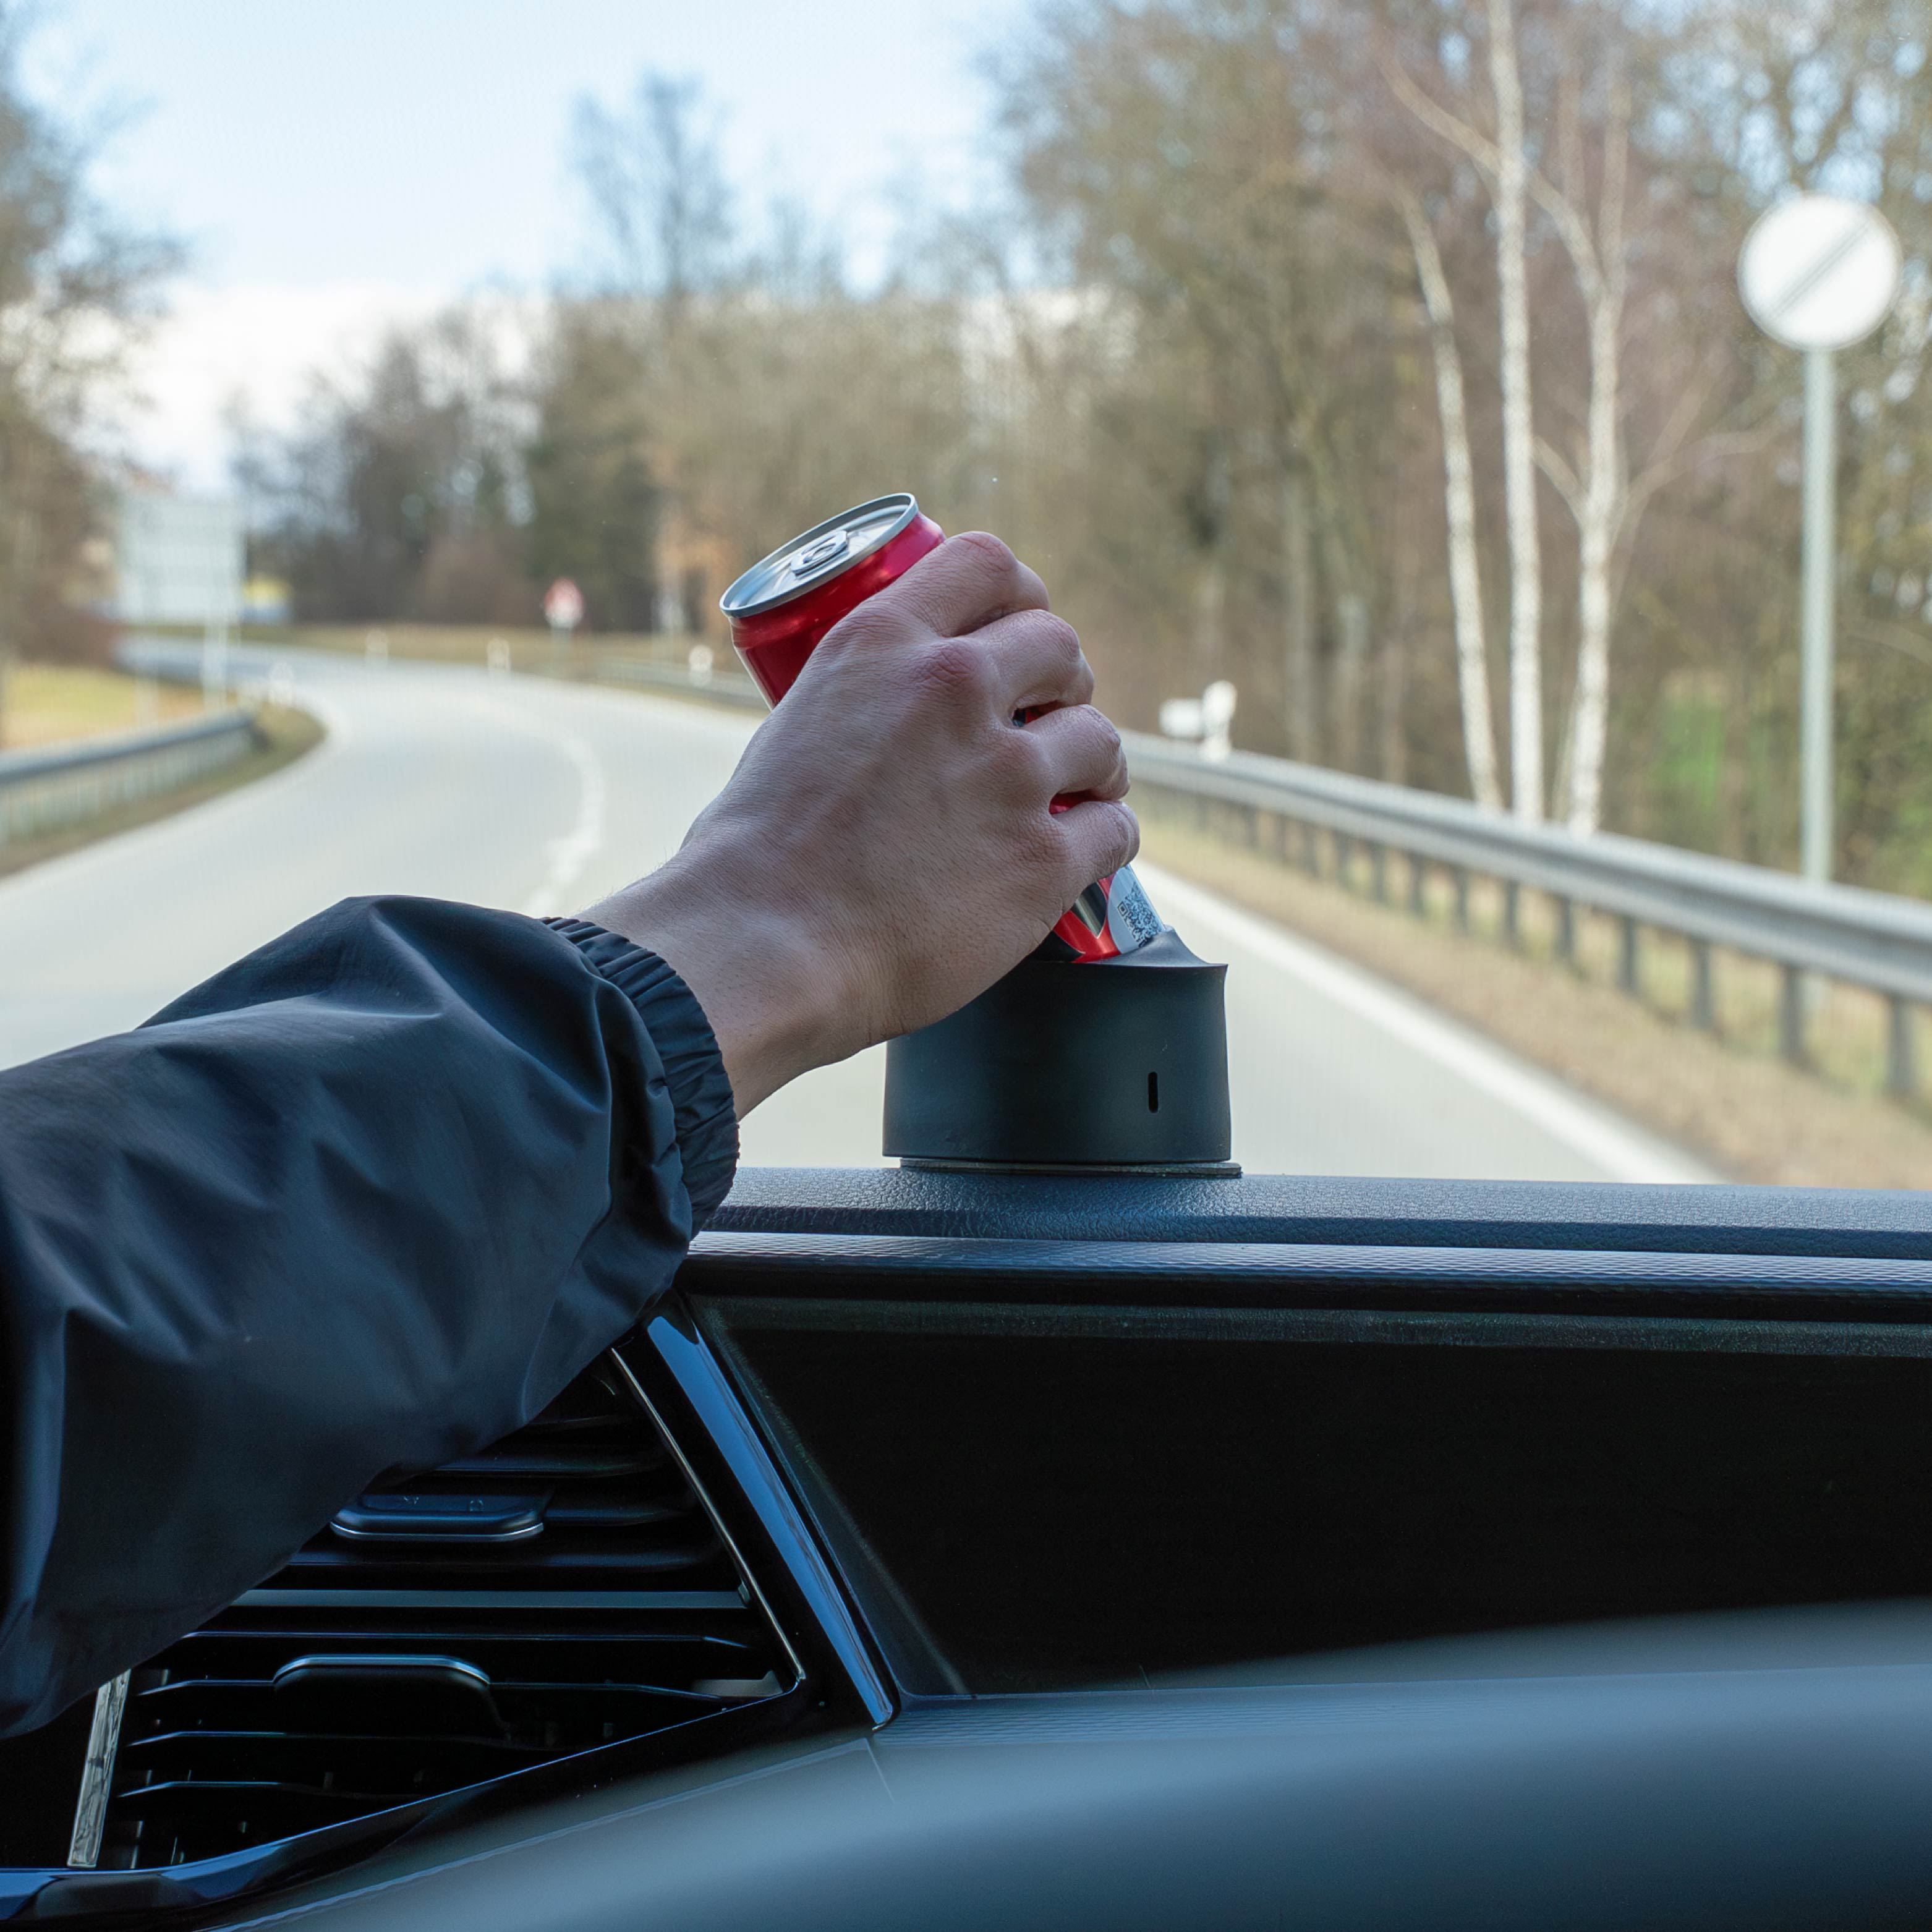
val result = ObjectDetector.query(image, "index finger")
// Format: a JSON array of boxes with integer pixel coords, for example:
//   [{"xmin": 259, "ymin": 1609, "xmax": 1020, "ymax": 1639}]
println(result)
[{"xmin": 871, "ymin": 530, "xmax": 1049, "ymax": 640}]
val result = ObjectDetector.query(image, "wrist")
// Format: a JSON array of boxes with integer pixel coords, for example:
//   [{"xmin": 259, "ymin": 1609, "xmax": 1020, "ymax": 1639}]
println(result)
[{"xmin": 582, "ymin": 857, "xmax": 849, "ymax": 1115}]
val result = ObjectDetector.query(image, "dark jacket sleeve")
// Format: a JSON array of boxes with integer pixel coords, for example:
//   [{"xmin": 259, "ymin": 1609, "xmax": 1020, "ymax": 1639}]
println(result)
[{"xmin": 0, "ymin": 896, "xmax": 738, "ymax": 1735}]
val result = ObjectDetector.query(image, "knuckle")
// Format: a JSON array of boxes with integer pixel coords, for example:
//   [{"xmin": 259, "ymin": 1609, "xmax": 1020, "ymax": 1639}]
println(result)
[
  {"xmin": 1083, "ymin": 704, "xmax": 1123, "ymax": 762},
  {"xmin": 1033, "ymin": 614, "xmax": 1089, "ymax": 686},
  {"xmin": 953, "ymin": 529, "xmax": 1018, "ymax": 580},
  {"xmin": 1032, "ymin": 610, "xmax": 1081, "ymax": 660},
  {"xmin": 821, "ymin": 600, "xmax": 903, "ymax": 656},
  {"xmin": 989, "ymin": 722, "xmax": 1047, "ymax": 794},
  {"xmin": 914, "ymin": 635, "xmax": 993, "ymax": 709}
]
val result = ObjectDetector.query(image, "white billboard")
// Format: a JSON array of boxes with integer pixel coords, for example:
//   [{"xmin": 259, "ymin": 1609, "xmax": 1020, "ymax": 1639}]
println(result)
[{"xmin": 116, "ymin": 493, "xmax": 244, "ymax": 626}]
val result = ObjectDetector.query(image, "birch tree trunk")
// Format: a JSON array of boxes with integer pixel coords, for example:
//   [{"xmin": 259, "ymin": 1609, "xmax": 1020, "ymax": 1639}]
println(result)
[
  {"xmin": 1487, "ymin": 0, "xmax": 1544, "ymax": 821},
  {"xmin": 1553, "ymin": 81, "xmax": 1628, "ymax": 836},
  {"xmin": 1566, "ymin": 289, "xmax": 1622, "ymax": 833},
  {"xmin": 1399, "ymin": 190, "xmax": 1504, "ymax": 810}
]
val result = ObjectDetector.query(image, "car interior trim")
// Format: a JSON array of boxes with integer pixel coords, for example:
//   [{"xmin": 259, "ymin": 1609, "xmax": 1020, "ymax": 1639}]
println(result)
[{"xmin": 616, "ymin": 1311, "xmax": 896, "ymax": 1729}]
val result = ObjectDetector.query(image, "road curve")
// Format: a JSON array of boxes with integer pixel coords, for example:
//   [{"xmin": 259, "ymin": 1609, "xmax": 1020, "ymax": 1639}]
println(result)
[{"xmin": 0, "ymin": 645, "xmax": 1710, "ymax": 1181}]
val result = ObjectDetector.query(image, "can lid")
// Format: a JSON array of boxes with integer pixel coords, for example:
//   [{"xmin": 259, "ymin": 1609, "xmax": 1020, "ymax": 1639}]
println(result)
[{"xmin": 719, "ymin": 494, "xmax": 923, "ymax": 619}]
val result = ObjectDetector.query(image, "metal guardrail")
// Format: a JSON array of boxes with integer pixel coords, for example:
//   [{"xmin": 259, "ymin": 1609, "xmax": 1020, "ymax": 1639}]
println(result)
[
  {"xmin": 126, "ymin": 629, "xmax": 1910, "ymax": 1094},
  {"xmin": 0, "ymin": 709, "xmax": 258, "ymax": 849},
  {"xmin": 1122, "ymin": 731, "xmax": 1932, "ymax": 1094},
  {"xmin": 570, "ymin": 647, "xmax": 1932, "ymax": 1089},
  {"xmin": 587, "ymin": 652, "xmax": 765, "ymax": 711}
]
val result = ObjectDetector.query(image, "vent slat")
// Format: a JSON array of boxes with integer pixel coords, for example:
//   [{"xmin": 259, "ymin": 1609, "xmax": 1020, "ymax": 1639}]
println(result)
[
  {"xmin": 145, "ymin": 1632, "xmax": 759, "ymax": 1683},
  {"xmin": 118, "ymin": 1731, "xmax": 545, "ymax": 1787},
  {"xmin": 432, "ymin": 1440, "xmax": 666, "ymax": 1478}
]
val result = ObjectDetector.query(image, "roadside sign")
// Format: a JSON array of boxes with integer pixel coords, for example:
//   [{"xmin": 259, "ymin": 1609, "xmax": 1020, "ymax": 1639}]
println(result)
[
  {"xmin": 543, "ymin": 578, "xmax": 585, "ymax": 634},
  {"xmin": 116, "ymin": 493, "xmax": 244, "ymax": 626},
  {"xmin": 1738, "ymin": 195, "xmax": 1902, "ymax": 889},
  {"xmin": 1739, "ymin": 195, "xmax": 1901, "ymax": 353}
]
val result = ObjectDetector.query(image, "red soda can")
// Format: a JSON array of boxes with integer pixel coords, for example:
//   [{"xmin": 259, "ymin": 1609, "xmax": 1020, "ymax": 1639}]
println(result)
[{"xmin": 720, "ymin": 493, "xmax": 1164, "ymax": 962}]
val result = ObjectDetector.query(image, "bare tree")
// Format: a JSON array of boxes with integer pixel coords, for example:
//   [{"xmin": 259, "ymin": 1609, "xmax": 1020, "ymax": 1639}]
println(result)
[
  {"xmin": 572, "ymin": 74, "xmax": 733, "ymax": 309},
  {"xmin": 1485, "ymin": 0, "xmax": 1544, "ymax": 822},
  {"xmin": 1528, "ymin": 64, "xmax": 1628, "ymax": 833},
  {"xmin": 0, "ymin": 6, "xmax": 178, "ymax": 738},
  {"xmin": 1497, "ymin": 49, "xmax": 1772, "ymax": 834},
  {"xmin": 1396, "ymin": 184, "xmax": 1504, "ymax": 809},
  {"xmin": 1385, "ymin": 0, "xmax": 1546, "ymax": 820}
]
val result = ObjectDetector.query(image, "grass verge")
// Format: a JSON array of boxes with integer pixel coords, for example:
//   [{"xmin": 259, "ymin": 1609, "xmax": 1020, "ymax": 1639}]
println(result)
[
  {"xmin": 1138, "ymin": 797, "xmax": 1932, "ymax": 1190},
  {"xmin": 1, "ymin": 663, "xmax": 202, "ymax": 749},
  {"xmin": 0, "ymin": 705, "xmax": 325, "ymax": 883}
]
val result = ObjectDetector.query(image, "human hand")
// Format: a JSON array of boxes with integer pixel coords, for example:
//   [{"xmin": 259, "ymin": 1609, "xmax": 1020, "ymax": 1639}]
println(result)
[{"xmin": 584, "ymin": 532, "xmax": 1138, "ymax": 1113}]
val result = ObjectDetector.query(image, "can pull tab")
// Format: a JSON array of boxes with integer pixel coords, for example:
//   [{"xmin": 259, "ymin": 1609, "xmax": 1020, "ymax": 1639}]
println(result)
[{"xmin": 791, "ymin": 531, "xmax": 851, "ymax": 578}]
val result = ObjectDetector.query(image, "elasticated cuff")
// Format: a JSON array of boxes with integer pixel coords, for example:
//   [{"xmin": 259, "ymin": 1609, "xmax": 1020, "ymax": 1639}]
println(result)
[{"xmin": 543, "ymin": 919, "xmax": 739, "ymax": 1228}]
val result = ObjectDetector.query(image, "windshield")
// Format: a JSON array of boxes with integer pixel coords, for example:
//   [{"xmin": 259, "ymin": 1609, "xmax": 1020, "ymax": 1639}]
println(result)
[{"xmin": 0, "ymin": 0, "xmax": 1923, "ymax": 1188}]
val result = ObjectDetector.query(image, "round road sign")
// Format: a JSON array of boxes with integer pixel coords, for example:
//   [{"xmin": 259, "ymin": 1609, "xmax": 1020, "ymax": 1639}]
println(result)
[
  {"xmin": 1739, "ymin": 194, "xmax": 1901, "ymax": 352},
  {"xmin": 543, "ymin": 577, "xmax": 585, "ymax": 632}
]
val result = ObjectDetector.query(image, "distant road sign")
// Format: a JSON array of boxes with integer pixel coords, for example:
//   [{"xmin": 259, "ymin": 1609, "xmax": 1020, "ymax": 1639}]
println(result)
[
  {"xmin": 1739, "ymin": 195, "xmax": 1901, "ymax": 352},
  {"xmin": 116, "ymin": 493, "xmax": 244, "ymax": 627},
  {"xmin": 543, "ymin": 578, "xmax": 584, "ymax": 633}
]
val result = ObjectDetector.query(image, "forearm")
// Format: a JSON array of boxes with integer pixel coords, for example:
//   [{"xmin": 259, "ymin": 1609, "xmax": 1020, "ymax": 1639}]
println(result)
[{"xmin": 0, "ymin": 896, "xmax": 735, "ymax": 1734}]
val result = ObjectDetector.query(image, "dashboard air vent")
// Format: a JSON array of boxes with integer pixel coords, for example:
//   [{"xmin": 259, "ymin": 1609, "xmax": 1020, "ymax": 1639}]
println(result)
[{"xmin": 91, "ymin": 1358, "xmax": 790, "ymax": 1871}]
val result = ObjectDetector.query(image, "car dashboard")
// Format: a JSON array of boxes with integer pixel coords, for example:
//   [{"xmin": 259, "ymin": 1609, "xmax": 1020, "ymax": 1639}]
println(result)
[{"xmin": 7, "ymin": 1165, "xmax": 1932, "ymax": 1926}]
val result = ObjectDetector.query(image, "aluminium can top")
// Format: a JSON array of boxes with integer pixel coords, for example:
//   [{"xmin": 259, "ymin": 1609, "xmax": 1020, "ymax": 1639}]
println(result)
[{"xmin": 719, "ymin": 493, "xmax": 923, "ymax": 620}]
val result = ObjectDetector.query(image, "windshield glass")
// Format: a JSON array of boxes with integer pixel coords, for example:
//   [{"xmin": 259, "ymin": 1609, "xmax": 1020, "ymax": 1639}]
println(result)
[{"xmin": 0, "ymin": 0, "xmax": 1923, "ymax": 1188}]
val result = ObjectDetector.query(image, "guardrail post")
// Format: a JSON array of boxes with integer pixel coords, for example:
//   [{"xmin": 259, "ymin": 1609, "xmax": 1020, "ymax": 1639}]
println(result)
[
  {"xmin": 1272, "ymin": 812, "xmax": 1290, "ymax": 862},
  {"xmin": 1779, "ymin": 964, "xmax": 1807, "ymax": 1066},
  {"xmin": 1554, "ymin": 895, "xmax": 1575, "ymax": 962},
  {"xmin": 1408, "ymin": 853, "xmax": 1428, "ymax": 916},
  {"xmin": 1619, "ymin": 916, "xmax": 1641, "ymax": 995},
  {"xmin": 1690, "ymin": 939, "xmax": 1716, "ymax": 1031},
  {"xmin": 1241, "ymin": 803, "xmax": 1259, "ymax": 849},
  {"xmin": 1335, "ymin": 832, "xmax": 1353, "ymax": 888},
  {"xmin": 1369, "ymin": 842, "xmax": 1389, "ymax": 903},
  {"xmin": 1502, "ymin": 880, "xmax": 1521, "ymax": 949},
  {"xmin": 1452, "ymin": 866, "xmax": 1470, "ymax": 932},
  {"xmin": 1888, "ymin": 995, "xmax": 1917, "ymax": 1099},
  {"xmin": 1300, "ymin": 821, "xmax": 1320, "ymax": 876}
]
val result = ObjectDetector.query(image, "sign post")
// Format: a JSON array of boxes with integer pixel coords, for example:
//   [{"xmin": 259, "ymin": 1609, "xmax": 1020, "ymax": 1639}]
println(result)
[
  {"xmin": 1739, "ymin": 195, "xmax": 1901, "ymax": 884},
  {"xmin": 543, "ymin": 577, "xmax": 584, "ymax": 674}
]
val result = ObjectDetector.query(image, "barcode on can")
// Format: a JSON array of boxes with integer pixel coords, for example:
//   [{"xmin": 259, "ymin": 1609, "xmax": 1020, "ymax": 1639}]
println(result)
[{"xmin": 1105, "ymin": 864, "xmax": 1167, "ymax": 954}]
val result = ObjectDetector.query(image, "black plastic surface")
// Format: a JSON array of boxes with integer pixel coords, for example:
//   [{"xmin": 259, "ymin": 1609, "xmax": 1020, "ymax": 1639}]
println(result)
[
  {"xmin": 712, "ymin": 1165, "xmax": 1932, "ymax": 1258},
  {"xmin": 201, "ymin": 1611, "xmax": 1932, "ymax": 1931},
  {"xmin": 882, "ymin": 932, "xmax": 1232, "ymax": 1167},
  {"xmin": 708, "ymin": 1308, "xmax": 1932, "ymax": 1689}
]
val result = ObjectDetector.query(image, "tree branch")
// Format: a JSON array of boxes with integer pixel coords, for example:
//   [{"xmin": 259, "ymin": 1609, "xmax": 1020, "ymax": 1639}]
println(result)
[
  {"xmin": 1377, "ymin": 46, "xmax": 1504, "ymax": 179},
  {"xmin": 1534, "ymin": 435, "xmax": 1584, "ymax": 516},
  {"xmin": 1625, "ymin": 420, "xmax": 1785, "ymax": 524}
]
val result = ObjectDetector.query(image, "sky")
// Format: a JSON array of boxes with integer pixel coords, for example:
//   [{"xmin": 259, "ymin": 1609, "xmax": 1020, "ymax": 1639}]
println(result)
[{"xmin": 23, "ymin": 0, "xmax": 1026, "ymax": 487}]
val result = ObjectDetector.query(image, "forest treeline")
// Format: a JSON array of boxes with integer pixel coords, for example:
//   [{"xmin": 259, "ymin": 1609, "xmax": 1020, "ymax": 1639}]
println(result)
[{"xmin": 10, "ymin": 1, "xmax": 1932, "ymax": 889}]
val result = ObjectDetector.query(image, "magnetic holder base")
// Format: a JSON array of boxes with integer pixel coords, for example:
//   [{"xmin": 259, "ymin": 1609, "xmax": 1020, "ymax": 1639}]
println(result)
[{"xmin": 883, "ymin": 929, "xmax": 1233, "ymax": 1169}]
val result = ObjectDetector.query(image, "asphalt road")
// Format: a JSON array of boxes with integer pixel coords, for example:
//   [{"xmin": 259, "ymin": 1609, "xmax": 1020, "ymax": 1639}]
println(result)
[{"xmin": 0, "ymin": 645, "xmax": 1709, "ymax": 1181}]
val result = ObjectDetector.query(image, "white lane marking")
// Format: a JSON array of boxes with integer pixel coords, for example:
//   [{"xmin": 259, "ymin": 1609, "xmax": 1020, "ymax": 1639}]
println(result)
[
  {"xmin": 518, "ymin": 727, "xmax": 606, "ymax": 917},
  {"xmin": 1135, "ymin": 861, "xmax": 1715, "ymax": 1185},
  {"xmin": 451, "ymin": 687, "xmax": 610, "ymax": 918}
]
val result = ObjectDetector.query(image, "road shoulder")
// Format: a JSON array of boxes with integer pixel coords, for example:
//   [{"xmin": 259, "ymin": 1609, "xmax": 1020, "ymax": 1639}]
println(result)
[{"xmin": 1140, "ymin": 814, "xmax": 1932, "ymax": 1189}]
